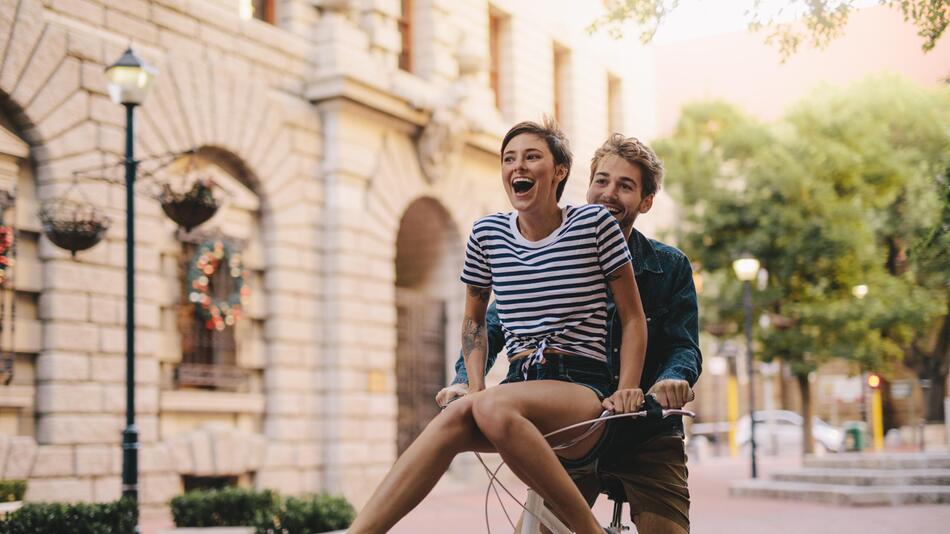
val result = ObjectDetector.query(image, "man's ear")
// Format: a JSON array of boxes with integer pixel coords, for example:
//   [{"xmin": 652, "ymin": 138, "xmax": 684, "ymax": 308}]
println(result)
[{"xmin": 639, "ymin": 194, "xmax": 655, "ymax": 214}]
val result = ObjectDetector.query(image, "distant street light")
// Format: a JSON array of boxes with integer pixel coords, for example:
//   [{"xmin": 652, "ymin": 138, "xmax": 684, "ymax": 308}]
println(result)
[
  {"xmin": 852, "ymin": 284, "xmax": 869, "ymax": 300},
  {"xmin": 105, "ymin": 46, "xmax": 156, "ymax": 512},
  {"xmin": 733, "ymin": 253, "xmax": 760, "ymax": 478}
]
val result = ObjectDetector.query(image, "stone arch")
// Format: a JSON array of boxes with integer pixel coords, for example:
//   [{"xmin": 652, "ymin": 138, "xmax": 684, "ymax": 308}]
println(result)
[{"xmin": 392, "ymin": 197, "xmax": 462, "ymax": 453}]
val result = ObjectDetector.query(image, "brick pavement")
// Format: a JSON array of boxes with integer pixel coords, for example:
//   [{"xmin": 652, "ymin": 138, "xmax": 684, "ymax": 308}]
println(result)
[{"xmin": 141, "ymin": 453, "xmax": 950, "ymax": 533}]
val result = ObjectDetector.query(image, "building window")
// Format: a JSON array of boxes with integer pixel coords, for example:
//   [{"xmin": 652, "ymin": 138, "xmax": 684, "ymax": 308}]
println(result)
[
  {"xmin": 489, "ymin": 10, "xmax": 502, "ymax": 108},
  {"xmin": 253, "ymin": 0, "xmax": 276, "ymax": 24},
  {"xmin": 183, "ymin": 475, "xmax": 239, "ymax": 492},
  {"xmin": 398, "ymin": 0, "xmax": 413, "ymax": 72},
  {"xmin": 240, "ymin": 0, "xmax": 275, "ymax": 23},
  {"xmin": 553, "ymin": 43, "xmax": 571, "ymax": 129},
  {"xmin": 177, "ymin": 241, "xmax": 237, "ymax": 389},
  {"xmin": 607, "ymin": 73, "xmax": 623, "ymax": 135}
]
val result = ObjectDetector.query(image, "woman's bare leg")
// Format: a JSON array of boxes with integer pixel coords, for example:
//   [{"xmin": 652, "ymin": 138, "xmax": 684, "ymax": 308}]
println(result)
[
  {"xmin": 472, "ymin": 381, "xmax": 607, "ymax": 534},
  {"xmin": 348, "ymin": 394, "xmax": 494, "ymax": 534}
]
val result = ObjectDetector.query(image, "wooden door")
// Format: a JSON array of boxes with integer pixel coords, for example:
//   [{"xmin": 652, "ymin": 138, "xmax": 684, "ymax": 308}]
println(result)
[{"xmin": 396, "ymin": 289, "xmax": 447, "ymax": 455}]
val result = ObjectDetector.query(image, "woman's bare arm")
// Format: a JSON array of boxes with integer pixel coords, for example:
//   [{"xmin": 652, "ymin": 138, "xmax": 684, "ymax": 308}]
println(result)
[{"xmin": 604, "ymin": 262, "xmax": 647, "ymax": 412}]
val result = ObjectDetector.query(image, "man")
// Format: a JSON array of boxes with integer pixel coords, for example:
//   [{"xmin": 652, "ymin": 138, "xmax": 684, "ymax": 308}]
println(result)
[{"xmin": 437, "ymin": 134, "xmax": 701, "ymax": 534}]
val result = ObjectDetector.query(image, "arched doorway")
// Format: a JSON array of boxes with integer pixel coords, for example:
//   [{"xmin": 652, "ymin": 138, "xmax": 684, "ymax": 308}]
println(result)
[{"xmin": 394, "ymin": 197, "xmax": 462, "ymax": 454}]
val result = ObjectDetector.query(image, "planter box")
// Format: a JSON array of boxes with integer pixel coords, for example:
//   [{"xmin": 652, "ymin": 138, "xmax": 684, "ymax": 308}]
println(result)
[
  {"xmin": 0, "ymin": 501, "xmax": 22, "ymax": 516},
  {"xmin": 157, "ymin": 529, "xmax": 347, "ymax": 534},
  {"xmin": 157, "ymin": 528, "xmax": 255, "ymax": 534}
]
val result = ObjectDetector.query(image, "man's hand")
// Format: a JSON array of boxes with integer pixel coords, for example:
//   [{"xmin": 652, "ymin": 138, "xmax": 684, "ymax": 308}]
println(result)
[
  {"xmin": 436, "ymin": 383, "xmax": 469, "ymax": 407},
  {"xmin": 603, "ymin": 387, "xmax": 644, "ymax": 413},
  {"xmin": 647, "ymin": 379, "xmax": 692, "ymax": 409}
]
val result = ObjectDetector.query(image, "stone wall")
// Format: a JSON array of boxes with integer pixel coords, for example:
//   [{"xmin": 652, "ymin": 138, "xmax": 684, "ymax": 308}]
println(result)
[{"xmin": 0, "ymin": 0, "xmax": 655, "ymax": 511}]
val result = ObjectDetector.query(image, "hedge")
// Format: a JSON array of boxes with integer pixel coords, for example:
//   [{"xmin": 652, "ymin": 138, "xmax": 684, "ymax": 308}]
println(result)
[
  {"xmin": 171, "ymin": 487, "xmax": 354, "ymax": 534},
  {"xmin": 0, "ymin": 498, "xmax": 137, "ymax": 534}
]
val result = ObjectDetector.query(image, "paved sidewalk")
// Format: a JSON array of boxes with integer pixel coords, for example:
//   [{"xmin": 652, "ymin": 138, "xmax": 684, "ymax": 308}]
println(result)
[
  {"xmin": 388, "ymin": 454, "xmax": 950, "ymax": 534},
  {"xmin": 142, "ymin": 453, "xmax": 950, "ymax": 533}
]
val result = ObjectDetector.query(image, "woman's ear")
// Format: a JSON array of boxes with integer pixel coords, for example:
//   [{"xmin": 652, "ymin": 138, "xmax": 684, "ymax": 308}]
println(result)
[{"xmin": 555, "ymin": 164, "xmax": 568, "ymax": 183}]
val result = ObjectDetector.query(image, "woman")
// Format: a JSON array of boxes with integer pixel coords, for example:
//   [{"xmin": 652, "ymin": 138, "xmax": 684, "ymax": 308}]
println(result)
[{"xmin": 349, "ymin": 120, "xmax": 647, "ymax": 534}]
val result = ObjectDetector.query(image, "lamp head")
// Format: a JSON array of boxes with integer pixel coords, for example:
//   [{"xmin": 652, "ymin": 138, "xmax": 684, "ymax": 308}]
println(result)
[
  {"xmin": 732, "ymin": 254, "xmax": 760, "ymax": 282},
  {"xmin": 852, "ymin": 284, "xmax": 869, "ymax": 300},
  {"xmin": 105, "ymin": 47, "xmax": 156, "ymax": 105}
]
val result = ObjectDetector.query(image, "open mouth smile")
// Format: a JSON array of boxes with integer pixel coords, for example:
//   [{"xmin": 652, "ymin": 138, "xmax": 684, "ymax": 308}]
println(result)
[{"xmin": 512, "ymin": 177, "xmax": 536, "ymax": 194}]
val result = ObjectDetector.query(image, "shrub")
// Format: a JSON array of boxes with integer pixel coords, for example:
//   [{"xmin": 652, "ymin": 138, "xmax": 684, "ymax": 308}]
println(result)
[
  {"xmin": 0, "ymin": 498, "xmax": 137, "ymax": 534},
  {"xmin": 0, "ymin": 481, "xmax": 25, "ymax": 503},
  {"xmin": 170, "ymin": 487, "xmax": 279, "ymax": 528},
  {"xmin": 271, "ymin": 494, "xmax": 355, "ymax": 533},
  {"xmin": 171, "ymin": 487, "xmax": 355, "ymax": 534}
]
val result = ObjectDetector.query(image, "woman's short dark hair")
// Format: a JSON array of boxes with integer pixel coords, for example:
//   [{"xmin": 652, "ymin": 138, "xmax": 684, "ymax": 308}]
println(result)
[{"xmin": 500, "ymin": 117, "xmax": 573, "ymax": 201}]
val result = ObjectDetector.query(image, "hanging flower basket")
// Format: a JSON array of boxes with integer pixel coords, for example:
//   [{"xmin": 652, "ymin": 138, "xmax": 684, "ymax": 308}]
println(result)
[
  {"xmin": 39, "ymin": 199, "xmax": 111, "ymax": 257},
  {"xmin": 159, "ymin": 179, "xmax": 220, "ymax": 231}
]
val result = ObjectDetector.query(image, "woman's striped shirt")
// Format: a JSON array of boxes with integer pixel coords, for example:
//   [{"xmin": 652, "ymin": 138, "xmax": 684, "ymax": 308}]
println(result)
[{"xmin": 460, "ymin": 204, "xmax": 632, "ymax": 364}]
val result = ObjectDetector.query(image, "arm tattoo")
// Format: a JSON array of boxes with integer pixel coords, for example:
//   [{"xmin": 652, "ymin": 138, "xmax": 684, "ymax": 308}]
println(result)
[
  {"xmin": 462, "ymin": 317, "xmax": 486, "ymax": 357},
  {"xmin": 467, "ymin": 285, "xmax": 491, "ymax": 302}
]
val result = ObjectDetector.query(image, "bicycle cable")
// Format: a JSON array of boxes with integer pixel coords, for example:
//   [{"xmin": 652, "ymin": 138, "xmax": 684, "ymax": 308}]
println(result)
[{"xmin": 472, "ymin": 406, "xmax": 695, "ymax": 533}]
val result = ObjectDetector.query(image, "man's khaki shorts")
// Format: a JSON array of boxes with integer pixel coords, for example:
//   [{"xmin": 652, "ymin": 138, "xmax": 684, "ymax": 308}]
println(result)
[{"xmin": 565, "ymin": 432, "xmax": 690, "ymax": 532}]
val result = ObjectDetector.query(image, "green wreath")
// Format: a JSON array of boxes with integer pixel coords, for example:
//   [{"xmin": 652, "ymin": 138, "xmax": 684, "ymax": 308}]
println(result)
[{"xmin": 187, "ymin": 239, "xmax": 249, "ymax": 331}]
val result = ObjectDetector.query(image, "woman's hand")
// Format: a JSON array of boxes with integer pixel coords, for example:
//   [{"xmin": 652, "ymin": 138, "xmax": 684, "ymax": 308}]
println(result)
[
  {"xmin": 602, "ymin": 387, "xmax": 644, "ymax": 413},
  {"xmin": 436, "ymin": 383, "xmax": 469, "ymax": 407}
]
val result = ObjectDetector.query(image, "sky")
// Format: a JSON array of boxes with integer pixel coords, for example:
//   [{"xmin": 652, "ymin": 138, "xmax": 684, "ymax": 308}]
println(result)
[{"xmin": 652, "ymin": 0, "xmax": 879, "ymax": 43}]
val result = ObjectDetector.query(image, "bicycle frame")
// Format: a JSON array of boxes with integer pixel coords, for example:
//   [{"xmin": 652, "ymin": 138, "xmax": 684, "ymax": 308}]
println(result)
[{"xmin": 516, "ymin": 407, "xmax": 695, "ymax": 534}]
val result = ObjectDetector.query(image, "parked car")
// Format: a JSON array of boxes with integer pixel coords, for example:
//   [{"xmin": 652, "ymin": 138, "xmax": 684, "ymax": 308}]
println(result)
[{"xmin": 736, "ymin": 410, "xmax": 845, "ymax": 454}]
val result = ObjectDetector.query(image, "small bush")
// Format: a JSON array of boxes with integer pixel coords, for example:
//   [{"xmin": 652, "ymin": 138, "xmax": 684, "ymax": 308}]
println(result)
[
  {"xmin": 171, "ymin": 487, "xmax": 279, "ymax": 528},
  {"xmin": 0, "ymin": 481, "xmax": 25, "ymax": 503},
  {"xmin": 0, "ymin": 497, "xmax": 137, "ymax": 534},
  {"xmin": 270, "ymin": 494, "xmax": 355, "ymax": 533},
  {"xmin": 171, "ymin": 487, "xmax": 355, "ymax": 534}
]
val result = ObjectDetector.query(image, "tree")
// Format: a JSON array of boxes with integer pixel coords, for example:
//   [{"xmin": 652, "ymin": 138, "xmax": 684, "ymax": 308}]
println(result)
[
  {"xmin": 654, "ymin": 76, "xmax": 949, "ymax": 453},
  {"xmin": 591, "ymin": 1, "xmax": 948, "ymax": 59}
]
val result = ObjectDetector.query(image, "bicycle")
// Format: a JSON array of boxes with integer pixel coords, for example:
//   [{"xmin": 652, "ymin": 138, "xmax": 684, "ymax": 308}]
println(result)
[{"xmin": 465, "ymin": 395, "xmax": 694, "ymax": 534}]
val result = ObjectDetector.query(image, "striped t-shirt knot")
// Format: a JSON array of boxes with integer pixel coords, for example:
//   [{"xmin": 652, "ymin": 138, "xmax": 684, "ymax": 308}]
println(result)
[{"xmin": 521, "ymin": 338, "xmax": 552, "ymax": 378}]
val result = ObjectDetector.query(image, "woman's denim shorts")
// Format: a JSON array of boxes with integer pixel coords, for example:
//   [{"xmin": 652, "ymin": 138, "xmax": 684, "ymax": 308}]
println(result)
[{"xmin": 500, "ymin": 354, "xmax": 612, "ymax": 400}]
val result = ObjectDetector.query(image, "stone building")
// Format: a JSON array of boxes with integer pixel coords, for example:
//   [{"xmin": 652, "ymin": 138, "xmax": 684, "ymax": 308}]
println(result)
[{"xmin": 0, "ymin": 0, "xmax": 654, "ymax": 508}]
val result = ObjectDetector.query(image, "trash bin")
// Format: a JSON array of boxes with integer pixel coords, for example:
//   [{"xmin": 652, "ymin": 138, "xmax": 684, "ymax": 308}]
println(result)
[{"xmin": 843, "ymin": 421, "xmax": 867, "ymax": 451}]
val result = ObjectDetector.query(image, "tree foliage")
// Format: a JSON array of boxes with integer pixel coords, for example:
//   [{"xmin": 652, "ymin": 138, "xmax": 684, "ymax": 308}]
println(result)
[
  {"xmin": 591, "ymin": 1, "xmax": 948, "ymax": 59},
  {"xmin": 655, "ymin": 76, "xmax": 949, "ymax": 390}
]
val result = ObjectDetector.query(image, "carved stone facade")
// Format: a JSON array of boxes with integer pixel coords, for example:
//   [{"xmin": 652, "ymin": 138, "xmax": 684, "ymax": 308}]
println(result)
[{"xmin": 0, "ymin": 0, "xmax": 653, "ymax": 510}]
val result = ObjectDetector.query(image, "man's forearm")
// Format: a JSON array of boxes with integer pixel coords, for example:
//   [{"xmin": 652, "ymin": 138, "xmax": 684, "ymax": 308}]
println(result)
[{"xmin": 655, "ymin": 348, "xmax": 701, "ymax": 387}]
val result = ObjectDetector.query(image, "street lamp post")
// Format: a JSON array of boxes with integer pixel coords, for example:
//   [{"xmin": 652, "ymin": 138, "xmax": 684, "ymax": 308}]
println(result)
[
  {"xmin": 733, "ymin": 254, "xmax": 760, "ymax": 478},
  {"xmin": 104, "ymin": 47, "xmax": 156, "ymax": 506}
]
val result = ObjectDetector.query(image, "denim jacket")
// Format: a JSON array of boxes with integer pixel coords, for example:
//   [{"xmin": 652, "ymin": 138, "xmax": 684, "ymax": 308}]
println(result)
[{"xmin": 451, "ymin": 229, "xmax": 702, "ymax": 436}]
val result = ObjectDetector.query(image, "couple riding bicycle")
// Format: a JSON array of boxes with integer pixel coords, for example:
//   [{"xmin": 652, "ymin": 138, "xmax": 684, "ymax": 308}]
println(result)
[{"xmin": 349, "ymin": 121, "xmax": 701, "ymax": 534}]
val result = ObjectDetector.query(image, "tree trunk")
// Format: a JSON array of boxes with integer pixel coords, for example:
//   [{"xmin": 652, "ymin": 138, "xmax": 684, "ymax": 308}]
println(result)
[
  {"xmin": 926, "ymin": 372, "xmax": 947, "ymax": 422},
  {"xmin": 904, "ymin": 302, "xmax": 949, "ymax": 422},
  {"xmin": 797, "ymin": 373, "xmax": 815, "ymax": 455}
]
